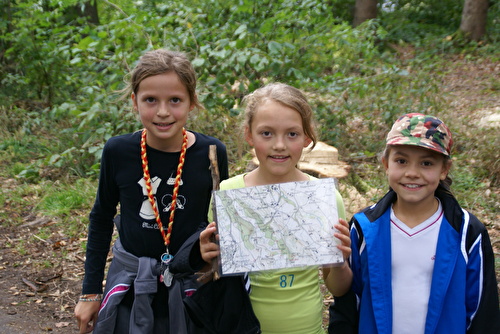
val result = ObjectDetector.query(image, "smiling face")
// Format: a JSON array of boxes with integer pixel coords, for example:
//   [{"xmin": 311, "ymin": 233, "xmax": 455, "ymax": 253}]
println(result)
[
  {"xmin": 132, "ymin": 71, "xmax": 194, "ymax": 151},
  {"xmin": 383, "ymin": 145, "xmax": 451, "ymax": 212},
  {"xmin": 245, "ymin": 99, "xmax": 312, "ymax": 184}
]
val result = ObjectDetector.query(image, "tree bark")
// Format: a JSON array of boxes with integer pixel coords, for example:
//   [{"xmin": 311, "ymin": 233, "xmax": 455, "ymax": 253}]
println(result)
[
  {"xmin": 0, "ymin": 0, "xmax": 13, "ymax": 59},
  {"xmin": 353, "ymin": 0, "xmax": 378, "ymax": 27},
  {"xmin": 459, "ymin": 0, "xmax": 489, "ymax": 41},
  {"xmin": 83, "ymin": 0, "xmax": 99, "ymax": 25},
  {"xmin": 65, "ymin": 0, "xmax": 99, "ymax": 25}
]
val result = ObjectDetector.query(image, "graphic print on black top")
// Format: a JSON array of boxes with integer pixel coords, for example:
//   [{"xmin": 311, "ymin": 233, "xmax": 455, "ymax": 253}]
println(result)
[
  {"xmin": 138, "ymin": 176, "xmax": 161, "ymax": 220},
  {"xmin": 138, "ymin": 175, "xmax": 186, "ymax": 228}
]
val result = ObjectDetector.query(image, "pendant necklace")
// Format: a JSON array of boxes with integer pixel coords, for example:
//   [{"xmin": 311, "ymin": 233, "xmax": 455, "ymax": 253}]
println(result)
[{"xmin": 140, "ymin": 128, "xmax": 188, "ymax": 287}]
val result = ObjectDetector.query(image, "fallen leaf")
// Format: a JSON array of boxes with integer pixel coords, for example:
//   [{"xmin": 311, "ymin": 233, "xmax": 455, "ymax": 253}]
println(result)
[{"xmin": 55, "ymin": 322, "xmax": 70, "ymax": 328}]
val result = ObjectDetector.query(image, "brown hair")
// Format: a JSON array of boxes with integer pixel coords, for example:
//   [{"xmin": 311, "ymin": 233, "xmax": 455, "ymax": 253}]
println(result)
[
  {"xmin": 242, "ymin": 83, "xmax": 317, "ymax": 148},
  {"xmin": 124, "ymin": 49, "xmax": 203, "ymax": 110}
]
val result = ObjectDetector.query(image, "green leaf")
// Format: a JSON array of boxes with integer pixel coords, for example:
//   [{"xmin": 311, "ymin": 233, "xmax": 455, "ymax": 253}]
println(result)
[
  {"xmin": 97, "ymin": 31, "xmax": 108, "ymax": 39},
  {"xmin": 235, "ymin": 39, "xmax": 246, "ymax": 49},
  {"xmin": 268, "ymin": 41, "xmax": 282, "ymax": 54},
  {"xmin": 192, "ymin": 58, "xmax": 205, "ymax": 67},
  {"xmin": 234, "ymin": 24, "xmax": 247, "ymax": 37},
  {"xmin": 48, "ymin": 154, "xmax": 61, "ymax": 165},
  {"xmin": 259, "ymin": 19, "xmax": 274, "ymax": 34},
  {"xmin": 250, "ymin": 54, "xmax": 261, "ymax": 65},
  {"xmin": 77, "ymin": 36, "xmax": 95, "ymax": 50}
]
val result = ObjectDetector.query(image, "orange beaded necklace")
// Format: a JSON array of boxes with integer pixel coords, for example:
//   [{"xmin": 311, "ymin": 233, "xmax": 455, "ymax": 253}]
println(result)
[{"xmin": 140, "ymin": 128, "xmax": 188, "ymax": 248}]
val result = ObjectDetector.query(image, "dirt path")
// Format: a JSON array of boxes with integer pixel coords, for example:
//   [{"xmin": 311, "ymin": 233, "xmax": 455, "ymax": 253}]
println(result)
[{"xmin": 0, "ymin": 219, "xmax": 82, "ymax": 333}]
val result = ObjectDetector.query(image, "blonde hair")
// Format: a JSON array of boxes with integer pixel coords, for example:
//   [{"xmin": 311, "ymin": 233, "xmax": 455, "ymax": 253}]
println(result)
[
  {"xmin": 124, "ymin": 49, "xmax": 203, "ymax": 110},
  {"xmin": 242, "ymin": 83, "xmax": 317, "ymax": 148}
]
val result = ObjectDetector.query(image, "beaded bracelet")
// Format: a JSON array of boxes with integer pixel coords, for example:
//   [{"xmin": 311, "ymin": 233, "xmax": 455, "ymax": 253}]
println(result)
[{"xmin": 79, "ymin": 294, "xmax": 102, "ymax": 302}]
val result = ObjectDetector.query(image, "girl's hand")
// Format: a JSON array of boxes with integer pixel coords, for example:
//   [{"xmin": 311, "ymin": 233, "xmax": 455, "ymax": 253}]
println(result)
[
  {"xmin": 75, "ymin": 300, "xmax": 100, "ymax": 333},
  {"xmin": 322, "ymin": 218, "xmax": 353, "ymax": 297},
  {"xmin": 334, "ymin": 218, "xmax": 351, "ymax": 262},
  {"xmin": 199, "ymin": 222, "xmax": 220, "ymax": 263}
]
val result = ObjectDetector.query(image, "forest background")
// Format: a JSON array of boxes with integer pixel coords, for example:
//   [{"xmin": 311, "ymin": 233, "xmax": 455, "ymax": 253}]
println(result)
[{"xmin": 0, "ymin": 0, "xmax": 499, "ymax": 332}]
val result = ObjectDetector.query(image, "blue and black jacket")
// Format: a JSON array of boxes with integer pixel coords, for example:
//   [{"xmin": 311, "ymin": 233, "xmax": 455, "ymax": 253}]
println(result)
[{"xmin": 329, "ymin": 187, "xmax": 499, "ymax": 334}]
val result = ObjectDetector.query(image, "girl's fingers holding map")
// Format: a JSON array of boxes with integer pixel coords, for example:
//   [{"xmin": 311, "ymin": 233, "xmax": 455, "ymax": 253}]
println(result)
[
  {"xmin": 334, "ymin": 219, "xmax": 350, "ymax": 240},
  {"xmin": 200, "ymin": 222, "xmax": 220, "ymax": 262},
  {"xmin": 334, "ymin": 218, "xmax": 351, "ymax": 260}
]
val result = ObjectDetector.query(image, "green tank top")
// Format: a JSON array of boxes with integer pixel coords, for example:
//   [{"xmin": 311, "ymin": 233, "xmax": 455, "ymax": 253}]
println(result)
[{"xmin": 249, "ymin": 266, "xmax": 324, "ymax": 334}]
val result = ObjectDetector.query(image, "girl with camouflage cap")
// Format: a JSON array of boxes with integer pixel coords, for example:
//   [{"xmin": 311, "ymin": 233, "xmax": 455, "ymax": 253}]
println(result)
[{"xmin": 329, "ymin": 113, "xmax": 499, "ymax": 334}]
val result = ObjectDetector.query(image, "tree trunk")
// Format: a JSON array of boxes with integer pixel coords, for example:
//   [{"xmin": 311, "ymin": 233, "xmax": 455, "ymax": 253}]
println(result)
[
  {"xmin": 459, "ymin": 0, "xmax": 489, "ymax": 41},
  {"xmin": 0, "ymin": 0, "xmax": 13, "ymax": 60},
  {"xmin": 65, "ymin": 0, "xmax": 99, "ymax": 25},
  {"xmin": 84, "ymin": 0, "xmax": 99, "ymax": 25},
  {"xmin": 353, "ymin": 0, "xmax": 378, "ymax": 27}
]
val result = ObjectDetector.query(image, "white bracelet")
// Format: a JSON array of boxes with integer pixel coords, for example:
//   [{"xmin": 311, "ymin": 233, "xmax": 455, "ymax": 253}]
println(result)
[{"xmin": 79, "ymin": 294, "xmax": 102, "ymax": 302}]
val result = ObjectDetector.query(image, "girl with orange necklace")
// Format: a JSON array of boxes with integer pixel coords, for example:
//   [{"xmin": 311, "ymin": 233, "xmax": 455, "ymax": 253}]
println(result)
[{"xmin": 74, "ymin": 49, "xmax": 228, "ymax": 333}]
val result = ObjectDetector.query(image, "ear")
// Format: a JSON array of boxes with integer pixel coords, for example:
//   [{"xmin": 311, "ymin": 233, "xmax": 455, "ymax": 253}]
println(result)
[
  {"xmin": 244, "ymin": 126, "xmax": 254, "ymax": 146},
  {"xmin": 440, "ymin": 159, "xmax": 452, "ymax": 180},
  {"xmin": 190, "ymin": 94, "xmax": 197, "ymax": 112},
  {"xmin": 131, "ymin": 93, "xmax": 138, "ymax": 111},
  {"xmin": 382, "ymin": 156, "xmax": 389, "ymax": 173},
  {"xmin": 303, "ymin": 137, "xmax": 312, "ymax": 148}
]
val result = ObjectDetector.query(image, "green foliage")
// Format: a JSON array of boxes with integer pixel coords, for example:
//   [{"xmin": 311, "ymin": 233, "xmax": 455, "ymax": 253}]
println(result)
[
  {"xmin": 379, "ymin": 0, "xmax": 500, "ymax": 47},
  {"xmin": 314, "ymin": 61, "xmax": 442, "ymax": 156},
  {"xmin": 383, "ymin": 0, "xmax": 464, "ymax": 29},
  {"xmin": 487, "ymin": 1, "xmax": 500, "ymax": 44},
  {"xmin": 1, "ymin": 0, "xmax": 393, "ymax": 178},
  {"xmin": 2, "ymin": 2, "xmax": 79, "ymax": 104},
  {"xmin": 36, "ymin": 178, "xmax": 96, "ymax": 217},
  {"xmin": 0, "ymin": 0, "xmax": 499, "ymax": 228},
  {"xmin": 454, "ymin": 125, "xmax": 500, "ymax": 187},
  {"xmin": 449, "ymin": 164, "xmax": 498, "ymax": 227}
]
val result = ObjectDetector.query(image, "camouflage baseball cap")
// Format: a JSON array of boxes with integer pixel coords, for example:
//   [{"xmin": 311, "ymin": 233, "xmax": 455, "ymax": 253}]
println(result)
[{"xmin": 386, "ymin": 113, "xmax": 453, "ymax": 156}]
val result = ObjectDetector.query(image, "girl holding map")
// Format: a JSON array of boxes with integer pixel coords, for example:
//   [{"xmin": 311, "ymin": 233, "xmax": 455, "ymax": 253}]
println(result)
[{"xmin": 199, "ymin": 82, "xmax": 352, "ymax": 334}]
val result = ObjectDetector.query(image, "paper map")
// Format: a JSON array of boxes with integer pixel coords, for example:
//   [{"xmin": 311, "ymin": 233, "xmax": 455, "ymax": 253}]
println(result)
[{"xmin": 213, "ymin": 178, "xmax": 343, "ymax": 275}]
